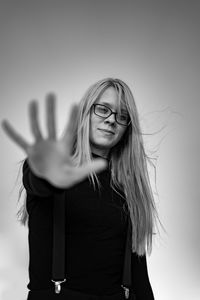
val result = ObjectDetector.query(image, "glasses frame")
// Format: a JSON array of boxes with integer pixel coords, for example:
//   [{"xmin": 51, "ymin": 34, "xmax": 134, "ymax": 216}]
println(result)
[{"xmin": 93, "ymin": 104, "xmax": 131, "ymax": 126}]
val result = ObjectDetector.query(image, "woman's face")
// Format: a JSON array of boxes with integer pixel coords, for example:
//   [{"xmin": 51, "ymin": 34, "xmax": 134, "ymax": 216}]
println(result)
[{"xmin": 89, "ymin": 87, "xmax": 128, "ymax": 158}]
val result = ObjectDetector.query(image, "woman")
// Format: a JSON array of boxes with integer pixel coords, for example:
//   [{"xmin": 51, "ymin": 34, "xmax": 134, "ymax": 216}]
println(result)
[{"xmin": 2, "ymin": 78, "xmax": 156, "ymax": 299}]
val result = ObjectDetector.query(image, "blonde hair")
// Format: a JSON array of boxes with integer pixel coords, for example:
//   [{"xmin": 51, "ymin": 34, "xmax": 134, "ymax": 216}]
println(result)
[
  {"xmin": 72, "ymin": 78, "xmax": 158, "ymax": 255},
  {"xmin": 19, "ymin": 78, "xmax": 158, "ymax": 256}
]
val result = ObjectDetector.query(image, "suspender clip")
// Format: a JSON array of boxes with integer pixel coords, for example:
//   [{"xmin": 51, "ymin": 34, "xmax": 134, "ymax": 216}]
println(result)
[
  {"xmin": 51, "ymin": 279, "xmax": 66, "ymax": 294},
  {"xmin": 121, "ymin": 285, "xmax": 130, "ymax": 299}
]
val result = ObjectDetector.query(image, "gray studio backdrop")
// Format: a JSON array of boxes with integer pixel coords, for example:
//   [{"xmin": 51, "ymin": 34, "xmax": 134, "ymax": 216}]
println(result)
[{"xmin": 0, "ymin": 1, "xmax": 200, "ymax": 299}]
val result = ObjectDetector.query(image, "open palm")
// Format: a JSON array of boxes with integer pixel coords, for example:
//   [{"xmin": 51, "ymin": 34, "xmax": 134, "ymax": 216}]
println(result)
[{"xmin": 2, "ymin": 93, "xmax": 106, "ymax": 188}]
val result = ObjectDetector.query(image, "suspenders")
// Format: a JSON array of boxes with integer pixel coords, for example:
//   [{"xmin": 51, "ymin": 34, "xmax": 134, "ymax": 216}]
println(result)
[
  {"xmin": 51, "ymin": 191, "xmax": 132, "ymax": 298},
  {"xmin": 51, "ymin": 192, "xmax": 66, "ymax": 293},
  {"xmin": 121, "ymin": 216, "xmax": 132, "ymax": 299}
]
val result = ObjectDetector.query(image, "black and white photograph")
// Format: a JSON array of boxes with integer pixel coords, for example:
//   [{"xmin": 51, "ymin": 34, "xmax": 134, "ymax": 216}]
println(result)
[{"xmin": 0, "ymin": 1, "xmax": 200, "ymax": 299}]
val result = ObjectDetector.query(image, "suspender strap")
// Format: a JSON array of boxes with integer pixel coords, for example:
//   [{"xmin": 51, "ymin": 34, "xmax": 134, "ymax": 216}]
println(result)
[
  {"xmin": 51, "ymin": 192, "xmax": 66, "ymax": 293},
  {"xmin": 121, "ymin": 215, "xmax": 132, "ymax": 297},
  {"xmin": 51, "ymin": 191, "xmax": 132, "ymax": 296}
]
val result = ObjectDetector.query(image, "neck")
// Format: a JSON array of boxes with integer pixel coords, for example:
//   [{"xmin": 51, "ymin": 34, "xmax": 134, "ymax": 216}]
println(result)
[{"xmin": 90, "ymin": 146, "xmax": 110, "ymax": 159}]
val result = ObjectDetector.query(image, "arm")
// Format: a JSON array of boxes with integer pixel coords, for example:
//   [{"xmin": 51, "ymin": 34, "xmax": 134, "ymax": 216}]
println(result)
[
  {"xmin": 22, "ymin": 158, "xmax": 59, "ymax": 197},
  {"xmin": 131, "ymin": 253, "xmax": 154, "ymax": 300}
]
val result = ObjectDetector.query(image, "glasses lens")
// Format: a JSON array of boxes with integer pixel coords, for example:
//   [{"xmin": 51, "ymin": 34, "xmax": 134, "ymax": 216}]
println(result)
[
  {"xmin": 116, "ymin": 114, "xmax": 130, "ymax": 125},
  {"xmin": 94, "ymin": 105, "xmax": 110, "ymax": 117}
]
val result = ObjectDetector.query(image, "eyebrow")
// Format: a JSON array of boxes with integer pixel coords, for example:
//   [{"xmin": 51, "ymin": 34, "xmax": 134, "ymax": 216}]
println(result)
[{"xmin": 99, "ymin": 102, "xmax": 128, "ymax": 114}]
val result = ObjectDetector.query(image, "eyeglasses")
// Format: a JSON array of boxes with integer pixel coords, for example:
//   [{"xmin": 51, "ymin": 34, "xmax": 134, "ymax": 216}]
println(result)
[{"xmin": 93, "ymin": 104, "xmax": 131, "ymax": 126}]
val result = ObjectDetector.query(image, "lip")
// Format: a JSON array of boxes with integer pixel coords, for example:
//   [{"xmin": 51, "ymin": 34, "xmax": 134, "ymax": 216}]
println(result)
[{"xmin": 98, "ymin": 128, "xmax": 115, "ymax": 135}]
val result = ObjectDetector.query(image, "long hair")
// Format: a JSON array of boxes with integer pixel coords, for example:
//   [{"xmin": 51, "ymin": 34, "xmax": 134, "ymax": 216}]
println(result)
[
  {"xmin": 18, "ymin": 77, "xmax": 158, "ymax": 255},
  {"xmin": 72, "ymin": 78, "xmax": 158, "ymax": 255}
]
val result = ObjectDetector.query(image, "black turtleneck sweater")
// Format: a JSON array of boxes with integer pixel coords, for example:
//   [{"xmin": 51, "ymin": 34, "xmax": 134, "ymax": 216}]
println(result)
[{"xmin": 23, "ymin": 155, "xmax": 154, "ymax": 299}]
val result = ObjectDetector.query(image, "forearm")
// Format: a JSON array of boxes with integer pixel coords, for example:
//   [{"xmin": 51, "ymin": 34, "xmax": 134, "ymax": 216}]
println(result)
[{"xmin": 22, "ymin": 159, "xmax": 62, "ymax": 197}]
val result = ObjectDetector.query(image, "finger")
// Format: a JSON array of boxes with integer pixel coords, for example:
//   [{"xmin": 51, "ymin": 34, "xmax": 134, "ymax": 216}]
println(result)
[
  {"xmin": 46, "ymin": 93, "xmax": 56, "ymax": 139},
  {"xmin": 74, "ymin": 159, "xmax": 107, "ymax": 183},
  {"xmin": 29, "ymin": 100, "xmax": 43, "ymax": 141},
  {"xmin": 61, "ymin": 104, "xmax": 78, "ymax": 152},
  {"xmin": 1, "ymin": 120, "xmax": 29, "ymax": 151}
]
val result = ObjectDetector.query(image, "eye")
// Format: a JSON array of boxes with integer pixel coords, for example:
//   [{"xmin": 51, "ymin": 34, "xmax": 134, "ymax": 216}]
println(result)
[
  {"xmin": 96, "ymin": 105, "xmax": 109, "ymax": 114},
  {"xmin": 118, "ymin": 114, "xmax": 129, "ymax": 121}
]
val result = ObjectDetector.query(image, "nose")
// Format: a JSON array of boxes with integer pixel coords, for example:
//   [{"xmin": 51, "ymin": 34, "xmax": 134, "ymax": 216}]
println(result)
[{"xmin": 104, "ymin": 112, "xmax": 116, "ymax": 124}]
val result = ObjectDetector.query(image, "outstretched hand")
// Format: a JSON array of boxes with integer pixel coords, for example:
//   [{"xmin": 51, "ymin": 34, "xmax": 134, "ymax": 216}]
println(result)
[{"xmin": 2, "ymin": 93, "xmax": 107, "ymax": 188}]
